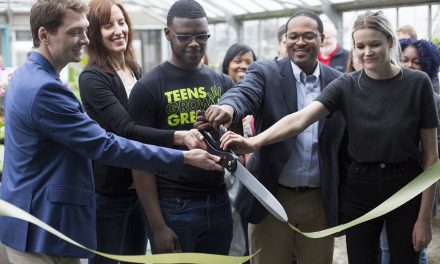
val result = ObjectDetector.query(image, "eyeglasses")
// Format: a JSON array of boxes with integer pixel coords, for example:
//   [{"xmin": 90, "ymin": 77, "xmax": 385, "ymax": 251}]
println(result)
[
  {"xmin": 286, "ymin": 32, "xmax": 321, "ymax": 43},
  {"xmin": 167, "ymin": 28, "xmax": 211, "ymax": 43}
]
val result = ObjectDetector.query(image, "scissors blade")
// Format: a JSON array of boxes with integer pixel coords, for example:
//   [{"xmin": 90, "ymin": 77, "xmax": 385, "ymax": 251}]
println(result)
[{"xmin": 233, "ymin": 162, "xmax": 288, "ymax": 222}]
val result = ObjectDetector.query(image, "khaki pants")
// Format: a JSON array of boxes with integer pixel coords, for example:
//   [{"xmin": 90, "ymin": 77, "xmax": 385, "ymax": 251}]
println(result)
[
  {"xmin": 249, "ymin": 187, "xmax": 334, "ymax": 264},
  {"xmin": 5, "ymin": 246, "xmax": 80, "ymax": 264}
]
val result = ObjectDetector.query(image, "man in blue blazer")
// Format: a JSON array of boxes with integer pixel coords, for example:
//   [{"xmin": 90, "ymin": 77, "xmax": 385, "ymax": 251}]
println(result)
[
  {"xmin": 203, "ymin": 11, "xmax": 348, "ymax": 264},
  {"xmin": 0, "ymin": 1, "xmax": 222, "ymax": 263}
]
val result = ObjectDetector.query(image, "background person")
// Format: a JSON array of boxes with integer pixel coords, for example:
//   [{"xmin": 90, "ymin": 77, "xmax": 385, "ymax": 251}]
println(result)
[
  {"xmin": 276, "ymin": 24, "xmax": 288, "ymax": 60},
  {"xmin": 222, "ymin": 43, "xmax": 256, "ymax": 85},
  {"xmin": 318, "ymin": 22, "xmax": 349, "ymax": 72},
  {"xmin": 396, "ymin": 25, "xmax": 417, "ymax": 40},
  {"xmin": 221, "ymin": 43, "xmax": 257, "ymax": 257},
  {"xmin": 346, "ymin": 49, "xmax": 362, "ymax": 73},
  {"xmin": 217, "ymin": 11, "xmax": 438, "ymax": 264},
  {"xmin": 380, "ymin": 37, "xmax": 440, "ymax": 264},
  {"xmin": 400, "ymin": 38, "xmax": 440, "ymax": 94}
]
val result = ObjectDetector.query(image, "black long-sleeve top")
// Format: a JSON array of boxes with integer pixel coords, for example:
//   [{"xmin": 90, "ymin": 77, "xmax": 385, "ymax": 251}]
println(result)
[{"xmin": 79, "ymin": 65, "xmax": 174, "ymax": 195}]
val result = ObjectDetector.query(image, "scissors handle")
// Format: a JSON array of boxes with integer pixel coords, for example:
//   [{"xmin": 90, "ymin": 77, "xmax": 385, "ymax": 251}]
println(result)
[
  {"xmin": 199, "ymin": 129, "xmax": 237, "ymax": 172},
  {"xmin": 218, "ymin": 124, "xmax": 227, "ymax": 137}
]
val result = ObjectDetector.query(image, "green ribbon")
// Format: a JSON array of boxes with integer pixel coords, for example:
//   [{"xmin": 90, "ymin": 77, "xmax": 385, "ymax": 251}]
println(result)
[
  {"xmin": 289, "ymin": 161, "xmax": 440, "ymax": 238},
  {"xmin": 0, "ymin": 199, "xmax": 254, "ymax": 263},
  {"xmin": 0, "ymin": 161, "xmax": 438, "ymax": 262}
]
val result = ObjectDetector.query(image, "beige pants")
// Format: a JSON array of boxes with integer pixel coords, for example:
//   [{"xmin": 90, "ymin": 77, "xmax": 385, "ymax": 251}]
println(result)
[
  {"xmin": 249, "ymin": 187, "xmax": 334, "ymax": 264},
  {"xmin": 5, "ymin": 246, "xmax": 80, "ymax": 264}
]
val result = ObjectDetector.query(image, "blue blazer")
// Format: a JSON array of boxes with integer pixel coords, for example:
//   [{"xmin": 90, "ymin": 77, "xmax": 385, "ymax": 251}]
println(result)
[
  {"xmin": 220, "ymin": 58, "xmax": 348, "ymax": 228},
  {"xmin": 0, "ymin": 52, "xmax": 184, "ymax": 258}
]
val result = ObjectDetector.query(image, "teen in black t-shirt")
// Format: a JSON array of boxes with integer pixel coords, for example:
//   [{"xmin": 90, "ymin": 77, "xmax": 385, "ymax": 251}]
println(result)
[
  {"xmin": 129, "ymin": 0, "xmax": 234, "ymax": 255},
  {"xmin": 130, "ymin": 61, "xmax": 234, "ymax": 197}
]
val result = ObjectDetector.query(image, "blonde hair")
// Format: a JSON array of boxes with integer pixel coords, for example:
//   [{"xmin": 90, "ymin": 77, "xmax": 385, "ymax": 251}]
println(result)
[{"xmin": 351, "ymin": 11, "xmax": 401, "ymax": 66}]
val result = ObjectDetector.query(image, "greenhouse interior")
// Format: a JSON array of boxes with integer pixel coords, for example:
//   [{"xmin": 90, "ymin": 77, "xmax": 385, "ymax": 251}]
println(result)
[{"xmin": 0, "ymin": 0, "xmax": 440, "ymax": 263}]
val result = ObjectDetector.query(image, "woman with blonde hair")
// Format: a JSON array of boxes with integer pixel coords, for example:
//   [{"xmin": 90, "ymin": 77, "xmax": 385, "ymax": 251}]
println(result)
[{"xmin": 215, "ymin": 11, "xmax": 438, "ymax": 264}]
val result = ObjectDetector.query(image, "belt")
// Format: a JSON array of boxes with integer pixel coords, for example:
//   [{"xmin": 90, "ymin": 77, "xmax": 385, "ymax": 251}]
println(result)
[
  {"xmin": 159, "ymin": 189, "xmax": 227, "ymax": 201},
  {"xmin": 279, "ymin": 184, "xmax": 320, "ymax": 192},
  {"xmin": 352, "ymin": 160, "xmax": 419, "ymax": 170}
]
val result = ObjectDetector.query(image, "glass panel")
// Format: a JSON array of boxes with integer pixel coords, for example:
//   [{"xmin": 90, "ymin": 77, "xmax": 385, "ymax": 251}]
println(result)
[
  {"xmin": 233, "ymin": 0, "xmax": 267, "ymax": 13},
  {"xmin": 329, "ymin": 0, "xmax": 356, "ymax": 3},
  {"xmin": 198, "ymin": 0, "xmax": 235, "ymax": 17},
  {"xmin": 206, "ymin": 23, "xmax": 235, "ymax": 70},
  {"xmin": 259, "ymin": 18, "xmax": 280, "ymax": 60},
  {"xmin": 213, "ymin": 0, "xmax": 250, "ymax": 15},
  {"xmin": 243, "ymin": 18, "xmax": 290, "ymax": 62},
  {"xmin": 432, "ymin": 4, "xmax": 440, "ymax": 41},
  {"xmin": 254, "ymin": 0, "xmax": 285, "ymax": 11},
  {"xmin": 398, "ymin": 5, "xmax": 429, "ymax": 40},
  {"xmin": 133, "ymin": 29, "xmax": 162, "ymax": 74},
  {"xmin": 16, "ymin": 30, "xmax": 31, "ymax": 41},
  {"xmin": 244, "ymin": 20, "xmax": 260, "ymax": 59}
]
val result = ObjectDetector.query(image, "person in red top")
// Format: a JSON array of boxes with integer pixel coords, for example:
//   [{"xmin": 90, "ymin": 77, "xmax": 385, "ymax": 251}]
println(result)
[{"xmin": 318, "ymin": 22, "xmax": 348, "ymax": 72}]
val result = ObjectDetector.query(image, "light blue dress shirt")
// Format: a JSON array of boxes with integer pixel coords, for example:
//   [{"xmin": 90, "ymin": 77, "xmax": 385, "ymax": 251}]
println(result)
[{"xmin": 278, "ymin": 61, "xmax": 321, "ymax": 188}]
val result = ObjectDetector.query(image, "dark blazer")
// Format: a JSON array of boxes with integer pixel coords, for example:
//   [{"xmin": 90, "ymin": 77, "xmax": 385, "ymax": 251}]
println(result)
[
  {"xmin": 329, "ymin": 46, "xmax": 349, "ymax": 72},
  {"xmin": 0, "ymin": 52, "xmax": 184, "ymax": 258},
  {"xmin": 220, "ymin": 58, "xmax": 347, "ymax": 228}
]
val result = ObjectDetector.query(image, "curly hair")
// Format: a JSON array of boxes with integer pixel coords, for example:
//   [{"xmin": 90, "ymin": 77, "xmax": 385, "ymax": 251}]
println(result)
[{"xmin": 400, "ymin": 38, "xmax": 440, "ymax": 80}]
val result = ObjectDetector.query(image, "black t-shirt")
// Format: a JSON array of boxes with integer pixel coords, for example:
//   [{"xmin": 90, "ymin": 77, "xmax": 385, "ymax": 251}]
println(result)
[
  {"xmin": 79, "ymin": 65, "xmax": 175, "ymax": 195},
  {"xmin": 129, "ymin": 61, "xmax": 234, "ymax": 197},
  {"xmin": 316, "ymin": 67, "xmax": 438, "ymax": 163}
]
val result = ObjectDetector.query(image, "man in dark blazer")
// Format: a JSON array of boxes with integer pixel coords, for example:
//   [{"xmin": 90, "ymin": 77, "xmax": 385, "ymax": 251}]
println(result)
[
  {"xmin": 0, "ymin": 1, "xmax": 221, "ymax": 263},
  {"xmin": 203, "ymin": 11, "xmax": 347, "ymax": 264}
]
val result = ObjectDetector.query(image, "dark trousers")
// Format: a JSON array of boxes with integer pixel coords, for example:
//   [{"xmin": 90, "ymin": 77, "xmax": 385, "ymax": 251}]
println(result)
[
  {"xmin": 89, "ymin": 192, "xmax": 149, "ymax": 264},
  {"xmin": 344, "ymin": 161, "xmax": 421, "ymax": 264}
]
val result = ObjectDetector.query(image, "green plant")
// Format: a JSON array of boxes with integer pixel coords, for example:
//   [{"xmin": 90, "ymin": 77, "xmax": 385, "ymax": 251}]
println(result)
[
  {"xmin": 67, "ymin": 54, "xmax": 88, "ymax": 101},
  {"xmin": 0, "ymin": 116, "xmax": 4, "ymax": 142},
  {"xmin": 433, "ymin": 38, "xmax": 440, "ymax": 49},
  {"xmin": 0, "ymin": 144, "xmax": 3, "ymax": 172}
]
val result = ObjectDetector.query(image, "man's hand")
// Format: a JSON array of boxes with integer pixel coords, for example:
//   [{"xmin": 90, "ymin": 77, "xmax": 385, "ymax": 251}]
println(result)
[
  {"xmin": 153, "ymin": 225, "xmax": 182, "ymax": 253},
  {"xmin": 194, "ymin": 110, "xmax": 214, "ymax": 132},
  {"xmin": 182, "ymin": 149, "xmax": 223, "ymax": 171},
  {"xmin": 195, "ymin": 105, "xmax": 234, "ymax": 131},
  {"xmin": 174, "ymin": 129, "xmax": 207, "ymax": 150}
]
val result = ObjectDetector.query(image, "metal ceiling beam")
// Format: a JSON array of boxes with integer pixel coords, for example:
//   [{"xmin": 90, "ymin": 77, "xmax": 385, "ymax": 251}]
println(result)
[
  {"xmin": 248, "ymin": 0, "xmax": 270, "ymax": 12},
  {"xmin": 125, "ymin": 0, "xmax": 166, "ymax": 23},
  {"xmin": 320, "ymin": 0, "xmax": 343, "ymax": 44},
  {"xmin": 209, "ymin": 0, "xmax": 438, "ymax": 24},
  {"xmin": 271, "ymin": 0, "xmax": 290, "ymax": 9},
  {"xmin": 202, "ymin": 0, "xmax": 237, "ymax": 16},
  {"xmin": 275, "ymin": 0, "xmax": 312, "ymax": 8},
  {"xmin": 229, "ymin": 0, "xmax": 264, "ymax": 14},
  {"xmin": 332, "ymin": 0, "xmax": 439, "ymax": 12},
  {"xmin": 203, "ymin": 0, "xmax": 243, "ymax": 43},
  {"xmin": 208, "ymin": 6, "xmax": 321, "ymax": 24}
]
